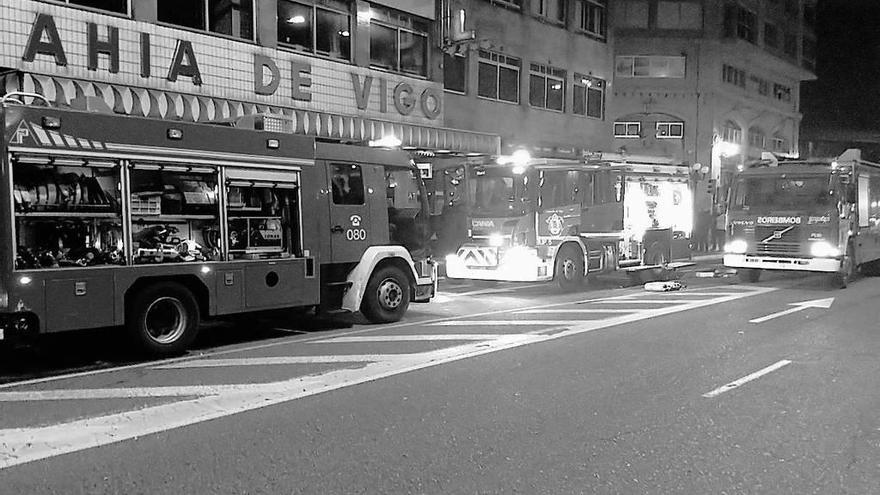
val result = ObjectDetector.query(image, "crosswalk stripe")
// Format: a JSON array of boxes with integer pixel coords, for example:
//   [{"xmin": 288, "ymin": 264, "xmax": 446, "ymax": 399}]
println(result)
[
  {"xmin": 429, "ymin": 320, "xmax": 573, "ymax": 326},
  {"xmin": 516, "ymin": 309, "xmax": 635, "ymax": 314},
  {"xmin": 310, "ymin": 334, "xmax": 507, "ymax": 343},
  {"xmin": 156, "ymin": 355, "xmax": 397, "ymax": 369}
]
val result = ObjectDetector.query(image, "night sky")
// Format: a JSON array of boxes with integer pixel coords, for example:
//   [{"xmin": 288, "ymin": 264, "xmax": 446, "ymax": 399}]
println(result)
[{"xmin": 801, "ymin": 0, "xmax": 880, "ymax": 131}]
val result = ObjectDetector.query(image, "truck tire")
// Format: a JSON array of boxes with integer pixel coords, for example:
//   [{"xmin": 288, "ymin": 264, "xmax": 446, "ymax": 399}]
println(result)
[
  {"xmin": 738, "ymin": 268, "xmax": 761, "ymax": 283},
  {"xmin": 555, "ymin": 245, "xmax": 585, "ymax": 291},
  {"xmin": 361, "ymin": 265, "xmax": 410, "ymax": 323},
  {"xmin": 127, "ymin": 282, "xmax": 200, "ymax": 356}
]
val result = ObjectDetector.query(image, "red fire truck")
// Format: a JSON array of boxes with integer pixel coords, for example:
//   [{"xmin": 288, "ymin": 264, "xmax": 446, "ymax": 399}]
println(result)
[
  {"xmin": 443, "ymin": 154, "xmax": 693, "ymax": 288},
  {"xmin": 0, "ymin": 93, "xmax": 436, "ymax": 355},
  {"xmin": 724, "ymin": 149, "xmax": 880, "ymax": 287}
]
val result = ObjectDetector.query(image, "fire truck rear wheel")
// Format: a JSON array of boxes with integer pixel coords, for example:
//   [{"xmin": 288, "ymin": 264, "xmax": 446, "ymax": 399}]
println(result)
[
  {"xmin": 555, "ymin": 246, "xmax": 585, "ymax": 291},
  {"xmin": 738, "ymin": 268, "xmax": 761, "ymax": 283},
  {"xmin": 127, "ymin": 282, "xmax": 200, "ymax": 356},
  {"xmin": 361, "ymin": 265, "xmax": 411, "ymax": 323}
]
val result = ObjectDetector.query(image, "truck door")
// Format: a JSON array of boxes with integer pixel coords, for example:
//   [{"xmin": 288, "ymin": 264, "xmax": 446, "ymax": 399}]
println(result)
[
  {"xmin": 325, "ymin": 162, "xmax": 378, "ymax": 262},
  {"xmin": 580, "ymin": 169, "xmax": 624, "ymax": 232}
]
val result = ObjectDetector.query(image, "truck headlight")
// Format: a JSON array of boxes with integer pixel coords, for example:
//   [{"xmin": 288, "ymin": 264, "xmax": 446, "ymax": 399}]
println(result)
[
  {"xmin": 725, "ymin": 239, "xmax": 748, "ymax": 254},
  {"xmin": 488, "ymin": 233, "xmax": 505, "ymax": 247},
  {"xmin": 810, "ymin": 241, "xmax": 840, "ymax": 258}
]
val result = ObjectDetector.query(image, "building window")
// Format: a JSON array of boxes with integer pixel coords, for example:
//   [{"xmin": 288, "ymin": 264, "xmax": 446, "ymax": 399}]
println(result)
[
  {"xmin": 615, "ymin": 56, "xmax": 685, "ymax": 78},
  {"xmin": 736, "ymin": 7, "xmax": 757, "ymax": 43},
  {"xmin": 721, "ymin": 121, "xmax": 742, "ymax": 144},
  {"xmin": 614, "ymin": 122, "xmax": 641, "ymax": 138},
  {"xmin": 369, "ymin": 6, "xmax": 429, "ymax": 77},
  {"xmin": 529, "ymin": 64, "xmax": 566, "ymax": 111},
  {"xmin": 748, "ymin": 127, "xmax": 765, "ymax": 149},
  {"xmin": 771, "ymin": 135, "xmax": 787, "ymax": 152},
  {"xmin": 656, "ymin": 122, "xmax": 684, "ymax": 139},
  {"xmin": 491, "ymin": 0, "xmax": 523, "ymax": 9},
  {"xmin": 477, "ymin": 50, "xmax": 521, "ymax": 103},
  {"xmin": 722, "ymin": 64, "xmax": 746, "ymax": 88},
  {"xmin": 803, "ymin": 2, "xmax": 816, "ymax": 27},
  {"xmin": 534, "ymin": 0, "xmax": 566, "ymax": 23},
  {"xmin": 784, "ymin": 33, "xmax": 798, "ymax": 57},
  {"xmin": 158, "ymin": 0, "xmax": 254, "ymax": 40},
  {"xmin": 749, "ymin": 75, "xmax": 770, "ymax": 96},
  {"xmin": 573, "ymin": 73, "xmax": 604, "ymax": 118},
  {"xmin": 619, "ymin": 0, "xmax": 649, "ymax": 28},
  {"xmin": 764, "ymin": 23, "xmax": 778, "ymax": 48},
  {"xmin": 278, "ymin": 0, "xmax": 351, "ymax": 61},
  {"xmin": 54, "ymin": 0, "xmax": 128, "ymax": 14},
  {"xmin": 575, "ymin": 0, "xmax": 607, "ymax": 39},
  {"xmin": 656, "ymin": 1, "xmax": 702, "ymax": 30},
  {"xmin": 443, "ymin": 53, "xmax": 467, "ymax": 94},
  {"xmin": 773, "ymin": 83, "xmax": 792, "ymax": 102},
  {"xmin": 802, "ymin": 37, "xmax": 816, "ymax": 71}
]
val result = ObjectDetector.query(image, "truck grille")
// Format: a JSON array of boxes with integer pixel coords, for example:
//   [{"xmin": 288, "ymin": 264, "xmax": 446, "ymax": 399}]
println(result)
[{"xmin": 754, "ymin": 226, "xmax": 801, "ymax": 255}]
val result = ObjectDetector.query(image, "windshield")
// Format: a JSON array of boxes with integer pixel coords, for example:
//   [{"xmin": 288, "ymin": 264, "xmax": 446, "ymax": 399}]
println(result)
[
  {"xmin": 467, "ymin": 169, "xmax": 526, "ymax": 216},
  {"xmin": 731, "ymin": 175, "xmax": 835, "ymax": 210}
]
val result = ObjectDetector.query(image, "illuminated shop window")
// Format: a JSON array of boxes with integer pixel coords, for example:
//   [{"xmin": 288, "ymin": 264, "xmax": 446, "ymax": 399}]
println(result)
[
  {"xmin": 51, "ymin": 0, "xmax": 128, "ymax": 14},
  {"xmin": 278, "ymin": 0, "xmax": 351, "ymax": 61},
  {"xmin": 158, "ymin": 0, "xmax": 254, "ymax": 40},
  {"xmin": 529, "ymin": 63, "xmax": 565, "ymax": 112},
  {"xmin": 573, "ymin": 73, "xmax": 604, "ymax": 119},
  {"xmin": 477, "ymin": 50, "xmax": 520, "ymax": 103},
  {"xmin": 369, "ymin": 5, "xmax": 429, "ymax": 77}
]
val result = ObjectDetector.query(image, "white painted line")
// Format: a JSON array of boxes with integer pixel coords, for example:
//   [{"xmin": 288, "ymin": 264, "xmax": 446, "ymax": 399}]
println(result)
[
  {"xmin": 749, "ymin": 297, "xmax": 834, "ymax": 324},
  {"xmin": 0, "ymin": 286, "xmax": 776, "ymax": 470},
  {"xmin": 516, "ymin": 309, "xmax": 635, "ymax": 314},
  {"xmin": 595, "ymin": 299, "xmax": 689, "ymax": 304},
  {"xmin": 439, "ymin": 283, "xmax": 535, "ymax": 297},
  {"xmin": 156, "ymin": 355, "xmax": 395, "ymax": 369},
  {"xmin": 702, "ymin": 360, "xmax": 792, "ymax": 398},
  {"xmin": 429, "ymin": 320, "xmax": 574, "ymax": 326},
  {"xmin": 0, "ymin": 384, "xmax": 247, "ymax": 401},
  {"xmin": 310, "ymin": 334, "xmax": 508, "ymax": 343}
]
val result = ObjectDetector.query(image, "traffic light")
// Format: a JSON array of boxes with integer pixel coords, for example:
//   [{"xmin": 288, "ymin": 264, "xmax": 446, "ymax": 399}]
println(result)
[{"xmin": 707, "ymin": 179, "xmax": 716, "ymax": 197}]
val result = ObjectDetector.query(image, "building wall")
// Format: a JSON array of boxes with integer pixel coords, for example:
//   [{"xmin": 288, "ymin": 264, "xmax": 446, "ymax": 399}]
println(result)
[
  {"xmin": 442, "ymin": 0, "xmax": 615, "ymax": 157},
  {"xmin": 608, "ymin": 0, "xmax": 816, "ymax": 206}
]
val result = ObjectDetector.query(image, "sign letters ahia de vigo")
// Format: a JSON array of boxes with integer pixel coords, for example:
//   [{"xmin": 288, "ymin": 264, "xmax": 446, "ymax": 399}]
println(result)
[{"xmin": 20, "ymin": 13, "xmax": 441, "ymax": 119}]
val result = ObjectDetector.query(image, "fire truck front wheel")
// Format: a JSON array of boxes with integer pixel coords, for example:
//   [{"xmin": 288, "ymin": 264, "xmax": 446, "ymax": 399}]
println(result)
[
  {"xmin": 361, "ymin": 265, "xmax": 411, "ymax": 323},
  {"xmin": 555, "ymin": 245, "xmax": 585, "ymax": 291},
  {"xmin": 738, "ymin": 268, "xmax": 761, "ymax": 283},
  {"xmin": 127, "ymin": 282, "xmax": 200, "ymax": 356}
]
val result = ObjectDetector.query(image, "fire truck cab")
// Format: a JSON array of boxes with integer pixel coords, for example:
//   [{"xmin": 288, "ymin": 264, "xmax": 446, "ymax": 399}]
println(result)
[{"xmin": 0, "ymin": 93, "xmax": 435, "ymax": 355}]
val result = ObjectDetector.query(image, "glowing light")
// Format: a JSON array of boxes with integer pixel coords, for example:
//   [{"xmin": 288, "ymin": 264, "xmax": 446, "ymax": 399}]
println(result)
[
  {"xmin": 19, "ymin": 276, "xmax": 32, "ymax": 285},
  {"xmin": 725, "ymin": 239, "xmax": 748, "ymax": 254},
  {"xmin": 715, "ymin": 141, "xmax": 741, "ymax": 157},
  {"xmin": 512, "ymin": 165, "xmax": 527, "ymax": 175},
  {"xmin": 368, "ymin": 135, "xmax": 402, "ymax": 148},
  {"xmin": 810, "ymin": 241, "xmax": 840, "ymax": 258},
  {"xmin": 201, "ymin": 266, "xmax": 212, "ymax": 274},
  {"xmin": 287, "ymin": 15, "xmax": 306, "ymax": 24},
  {"xmin": 488, "ymin": 233, "xmax": 505, "ymax": 247},
  {"xmin": 357, "ymin": 9, "xmax": 374, "ymax": 22},
  {"xmin": 339, "ymin": 30, "xmax": 350, "ymax": 37}
]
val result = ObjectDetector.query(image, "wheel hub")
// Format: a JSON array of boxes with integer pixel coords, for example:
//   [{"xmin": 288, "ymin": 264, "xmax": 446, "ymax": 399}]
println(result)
[
  {"xmin": 144, "ymin": 297, "xmax": 187, "ymax": 344},
  {"xmin": 378, "ymin": 278, "xmax": 403, "ymax": 309}
]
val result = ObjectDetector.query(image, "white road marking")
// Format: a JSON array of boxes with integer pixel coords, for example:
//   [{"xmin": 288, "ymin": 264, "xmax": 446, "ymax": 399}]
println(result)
[
  {"xmin": 749, "ymin": 297, "xmax": 834, "ymax": 323},
  {"xmin": 156, "ymin": 355, "xmax": 414, "ymax": 369},
  {"xmin": 439, "ymin": 283, "xmax": 535, "ymax": 297},
  {"xmin": 702, "ymin": 359, "xmax": 792, "ymax": 398},
  {"xmin": 593, "ymin": 299, "xmax": 690, "ymax": 304},
  {"xmin": 515, "ymin": 308, "xmax": 635, "ymax": 314},
  {"xmin": 0, "ymin": 385, "xmax": 247, "ymax": 401},
  {"xmin": 309, "ymin": 334, "xmax": 507, "ymax": 343},
  {"xmin": 0, "ymin": 286, "xmax": 775, "ymax": 469},
  {"xmin": 429, "ymin": 320, "xmax": 576, "ymax": 326}
]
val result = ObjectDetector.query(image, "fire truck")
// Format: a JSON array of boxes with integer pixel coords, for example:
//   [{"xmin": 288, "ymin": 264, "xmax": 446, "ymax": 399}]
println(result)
[
  {"xmin": 443, "ymin": 154, "xmax": 693, "ymax": 288},
  {"xmin": 0, "ymin": 93, "xmax": 436, "ymax": 355},
  {"xmin": 724, "ymin": 149, "xmax": 880, "ymax": 287}
]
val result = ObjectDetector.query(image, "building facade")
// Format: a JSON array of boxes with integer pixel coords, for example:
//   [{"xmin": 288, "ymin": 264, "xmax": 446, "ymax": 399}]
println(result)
[
  {"xmin": 608, "ymin": 0, "xmax": 817, "ymax": 209},
  {"xmin": 0, "ymin": 0, "xmax": 499, "ymax": 155},
  {"xmin": 440, "ymin": 0, "xmax": 614, "ymax": 160}
]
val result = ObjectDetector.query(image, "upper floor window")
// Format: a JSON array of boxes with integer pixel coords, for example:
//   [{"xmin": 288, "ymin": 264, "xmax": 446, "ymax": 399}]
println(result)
[
  {"xmin": 656, "ymin": 122, "xmax": 684, "ymax": 139},
  {"xmin": 369, "ymin": 6, "xmax": 429, "ymax": 77},
  {"xmin": 533, "ymin": 0, "xmax": 566, "ymax": 23},
  {"xmin": 784, "ymin": 0, "xmax": 799, "ymax": 16},
  {"xmin": 53, "ymin": 0, "xmax": 128, "ymax": 14},
  {"xmin": 158, "ymin": 0, "xmax": 254, "ymax": 40},
  {"xmin": 618, "ymin": 0, "xmax": 649, "ymax": 28},
  {"xmin": 616, "ymin": 56, "xmax": 686, "ymax": 78},
  {"xmin": 749, "ymin": 75, "xmax": 770, "ymax": 96},
  {"xmin": 773, "ymin": 83, "xmax": 792, "ymax": 102},
  {"xmin": 573, "ymin": 73, "xmax": 604, "ymax": 118},
  {"xmin": 803, "ymin": 2, "xmax": 816, "ymax": 27},
  {"xmin": 614, "ymin": 122, "xmax": 641, "ymax": 138},
  {"xmin": 764, "ymin": 23, "xmax": 778, "ymax": 48},
  {"xmin": 278, "ymin": 0, "xmax": 351, "ymax": 61},
  {"xmin": 784, "ymin": 33, "xmax": 798, "ymax": 57},
  {"xmin": 656, "ymin": 1, "xmax": 702, "ymax": 30},
  {"xmin": 444, "ymin": 53, "xmax": 467, "ymax": 94},
  {"xmin": 575, "ymin": 0, "xmax": 607, "ymax": 40},
  {"xmin": 477, "ymin": 50, "xmax": 521, "ymax": 103},
  {"xmin": 722, "ymin": 64, "xmax": 746, "ymax": 88},
  {"xmin": 802, "ymin": 37, "xmax": 816, "ymax": 71},
  {"xmin": 529, "ymin": 64, "xmax": 566, "ymax": 112},
  {"xmin": 490, "ymin": 0, "xmax": 523, "ymax": 9},
  {"xmin": 736, "ymin": 7, "xmax": 757, "ymax": 43}
]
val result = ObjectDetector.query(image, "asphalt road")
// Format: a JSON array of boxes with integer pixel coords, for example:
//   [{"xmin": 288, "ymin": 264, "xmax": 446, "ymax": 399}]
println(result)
[{"xmin": 0, "ymin": 265, "xmax": 878, "ymax": 494}]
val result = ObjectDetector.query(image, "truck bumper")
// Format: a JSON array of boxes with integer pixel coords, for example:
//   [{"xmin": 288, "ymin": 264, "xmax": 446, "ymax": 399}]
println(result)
[
  {"xmin": 724, "ymin": 254, "xmax": 842, "ymax": 273},
  {"xmin": 444, "ymin": 250, "xmax": 554, "ymax": 282}
]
